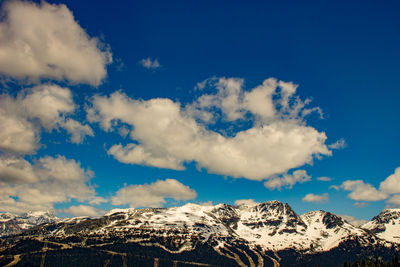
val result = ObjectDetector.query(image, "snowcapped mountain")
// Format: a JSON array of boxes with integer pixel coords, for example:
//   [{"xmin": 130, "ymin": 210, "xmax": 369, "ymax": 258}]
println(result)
[
  {"xmin": 0, "ymin": 202, "xmax": 399, "ymax": 266},
  {"xmin": 362, "ymin": 208, "xmax": 400, "ymax": 244},
  {"xmin": 0, "ymin": 211, "xmax": 57, "ymax": 237}
]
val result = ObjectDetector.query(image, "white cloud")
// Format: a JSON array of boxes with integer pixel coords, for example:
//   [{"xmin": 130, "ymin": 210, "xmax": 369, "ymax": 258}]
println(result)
[
  {"xmin": 0, "ymin": 83, "xmax": 97, "ymax": 214},
  {"xmin": 0, "ymin": 84, "xmax": 93, "ymax": 155},
  {"xmin": 243, "ymin": 78, "xmax": 276, "ymax": 121},
  {"xmin": 317, "ymin": 176, "xmax": 332, "ymax": 182},
  {"xmin": 379, "ymin": 167, "xmax": 400, "ymax": 195},
  {"xmin": 264, "ymin": 170, "xmax": 311, "ymax": 190},
  {"xmin": 0, "ymin": 106, "xmax": 38, "ymax": 154},
  {"xmin": 338, "ymin": 166, "xmax": 400, "ymax": 204},
  {"xmin": 64, "ymin": 205, "xmax": 105, "ymax": 217},
  {"xmin": 329, "ymin": 185, "xmax": 340, "ymax": 190},
  {"xmin": 88, "ymin": 77, "xmax": 331, "ymax": 181},
  {"xmin": 234, "ymin": 199, "xmax": 259, "ymax": 207},
  {"xmin": 21, "ymin": 84, "xmax": 75, "ymax": 130},
  {"xmin": 35, "ymin": 155, "xmax": 92, "ymax": 182},
  {"xmin": 386, "ymin": 195, "xmax": 400, "ymax": 208},
  {"xmin": 339, "ymin": 214, "xmax": 367, "ymax": 227},
  {"xmin": 139, "ymin": 57, "xmax": 161, "ymax": 69},
  {"xmin": 61, "ymin": 119, "xmax": 94, "ymax": 144},
  {"xmin": 0, "ymin": 155, "xmax": 101, "ymax": 213},
  {"xmin": 108, "ymin": 143, "xmax": 184, "ymax": 170},
  {"xmin": 0, "ymin": 157, "xmax": 38, "ymax": 184},
  {"xmin": 340, "ymin": 180, "xmax": 388, "ymax": 201},
  {"xmin": 328, "ymin": 138, "xmax": 346, "ymax": 150},
  {"xmin": 111, "ymin": 179, "xmax": 197, "ymax": 208},
  {"xmin": 0, "ymin": 0, "xmax": 111, "ymax": 86},
  {"xmin": 302, "ymin": 193, "xmax": 328, "ymax": 203}
]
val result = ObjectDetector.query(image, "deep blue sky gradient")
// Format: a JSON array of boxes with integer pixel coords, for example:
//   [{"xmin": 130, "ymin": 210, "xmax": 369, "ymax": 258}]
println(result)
[{"xmin": 5, "ymin": 0, "xmax": 400, "ymax": 219}]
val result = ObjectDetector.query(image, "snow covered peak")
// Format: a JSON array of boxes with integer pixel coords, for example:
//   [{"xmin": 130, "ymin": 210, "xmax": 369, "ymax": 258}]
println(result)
[
  {"xmin": 302, "ymin": 210, "xmax": 345, "ymax": 229},
  {"xmin": 105, "ymin": 208, "xmax": 135, "ymax": 216},
  {"xmin": 0, "ymin": 212, "xmax": 16, "ymax": 222},
  {"xmin": 253, "ymin": 201, "xmax": 297, "ymax": 217},
  {"xmin": 362, "ymin": 209, "xmax": 400, "ymax": 244},
  {"xmin": 371, "ymin": 209, "xmax": 400, "ymax": 224},
  {"xmin": 0, "ymin": 211, "xmax": 58, "ymax": 237},
  {"xmin": 1, "ymin": 203, "xmax": 398, "ymax": 254}
]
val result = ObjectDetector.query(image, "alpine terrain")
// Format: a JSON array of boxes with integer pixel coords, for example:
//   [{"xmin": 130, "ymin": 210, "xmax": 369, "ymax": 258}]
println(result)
[{"xmin": 0, "ymin": 201, "xmax": 399, "ymax": 266}]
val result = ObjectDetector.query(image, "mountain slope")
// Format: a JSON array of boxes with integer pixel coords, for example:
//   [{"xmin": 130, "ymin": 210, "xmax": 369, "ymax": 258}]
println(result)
[
  {"xmin": 362, "ymin": 209, "xmax": 400, "ymax": 244},
  {"xmin": 0, "ymin": 202, "xmax": 399, "ymax": 267},
  {"xmin": 0, "ymin": 211, "xmax": 57, "ymax": 237}
]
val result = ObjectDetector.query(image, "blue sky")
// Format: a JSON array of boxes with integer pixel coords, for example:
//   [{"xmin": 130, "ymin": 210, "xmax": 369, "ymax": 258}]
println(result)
[{"xmin": 0, "ymin": 0, "xmax": 399, "ymax": 221}]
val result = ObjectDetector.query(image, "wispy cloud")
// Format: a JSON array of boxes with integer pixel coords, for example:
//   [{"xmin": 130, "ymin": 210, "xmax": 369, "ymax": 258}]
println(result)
[
  {"xmin": 317, "ymin": 176, "xmax": 332, "ymax": 182},
  {"xmin": 139, "ymin": 57, "xmax": 161, "ymax": 69},
  {"xmin": 264, "ymin": 170, "xmax": 311, "ymax": 190},
  {"xmin": 302, "ymin": 193, "xmax": 328, "ymax": 203},
  {"xmin": 64, "ymin": 205, "xmax": 105, "ymax": 217},
  {"xmin": 339, "ymin": 214, "xmax": 367, "ymax": 226},
  {"xmin": 328, "ymin": 138, "xmax": 346, "ymax": 150}
]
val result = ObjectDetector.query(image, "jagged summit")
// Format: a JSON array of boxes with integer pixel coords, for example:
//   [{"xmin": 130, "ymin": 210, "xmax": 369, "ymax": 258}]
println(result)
[
  {"xmin": 369, "ymin": 209, "xmax": 400, "ymax": 224},
  {"xmin": 362, "ymin": 208, "xmax": 400, "ymax": 243},
  {"xmin": 0, "ymin": 210, "xmax": 58, "ymax": 237},
  {"xmin": 302, "ymin": 210, "xmax": 345, "ymax": 229}
]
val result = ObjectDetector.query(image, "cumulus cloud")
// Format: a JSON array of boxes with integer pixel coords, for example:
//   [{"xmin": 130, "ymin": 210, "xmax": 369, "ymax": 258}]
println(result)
[
  {"xmin": 0, "ymin": 84, "xmax": 93, "ymax": 154},
  {"xmin": 0, "ymin": 0, "xmax": 111, "ymax": 85},
  {"xmin": 339, "ymin": 214, "xmax": 367, "ymax": 227},
  {"xmin": 0, "ymin": 98, "xmax": 38, "ymax": 154},
  {"xmin": 264, "ymin": 170, "xmax": 311, "ymax": 190},
  {"xmin": 88, "ymin": 77, "xmax": 331, "ymax": 181},
  {"xmin": 386, "ymin": 195, "xmax": 400, "ymax": 208},
  {"xmin": 64, "ymin": 205, "xmax": 105, "ymax": 217},
  {"xmin": 61, "ymin": 119, "xmax": 94, "ymax": 144},
  {"xmin": 0, "ymin": 157, "xmax": 38, "ymax": 184},
  {"xmin": 302, "ymin": 193, "xmax": 328, "ymax": 203},
  {"xmin": 139, "ymin": 57, "xmax": 161, "ymax": 69},
  {"xmin": 111, "ymin": 179, "xmax": 197, "ymax": 208},
  {"xmin": 234, "ymin": 199, "xmax": 259, "ymax": 207},
  {"xmin": 0, "ymin": 155, "xmax": 101, "ymax": 213},
  {"xmin": 337, "ymin": 167, "xmax": 400, "ymax": 204},
  {"xmin": 340, "ymin": 180, "xmax": 388, "ymax": 201},
  {"xmin": 379, "ymin": 167, "xmax": 400, "ymax": 195}
]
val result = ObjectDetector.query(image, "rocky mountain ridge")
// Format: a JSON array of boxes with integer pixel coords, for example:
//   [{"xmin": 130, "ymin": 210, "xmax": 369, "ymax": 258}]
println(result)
[
  {"xmin": 0, "ymin": 211, "xmax": 57, "ymax": 237},
  {"xmin": 0, "ymin": 201, "xmax": 399, "ymax": 266},
  {"xmin": 362, "ymin": 208, "xmax": 400, "ymax": 244}
]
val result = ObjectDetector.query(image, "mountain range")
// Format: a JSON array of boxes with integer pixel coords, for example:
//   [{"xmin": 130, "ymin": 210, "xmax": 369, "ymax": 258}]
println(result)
[{"xmin": 0, "ymin": 201, "xmax": 399, "ymax": 266}]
